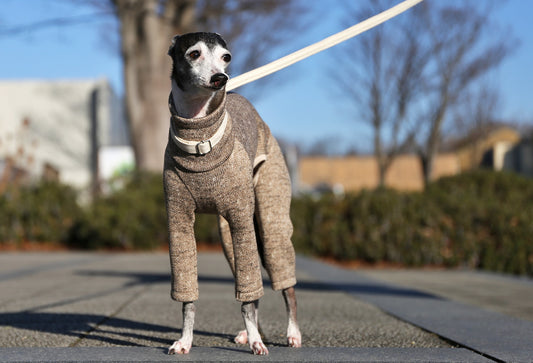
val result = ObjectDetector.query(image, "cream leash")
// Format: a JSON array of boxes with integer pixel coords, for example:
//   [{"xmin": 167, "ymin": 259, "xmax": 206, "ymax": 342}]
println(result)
[{"xmin": 226, "ymin": 0, "xmax": 424, "ymax": 92}]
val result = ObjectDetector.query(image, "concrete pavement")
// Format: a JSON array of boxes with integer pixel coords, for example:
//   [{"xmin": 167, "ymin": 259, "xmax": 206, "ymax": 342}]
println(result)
[{"xmin": 0, "ymin": 252, "xmax": 532, "ymax": 362}]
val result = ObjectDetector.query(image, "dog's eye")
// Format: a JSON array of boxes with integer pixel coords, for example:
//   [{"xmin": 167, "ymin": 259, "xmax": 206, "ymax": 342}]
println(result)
[
  {"xmin": 222, "ymin": 54, "xmax": 231, "ymax": 63},
  {"xmin": 188, "ymin": 50, "xmax": 201, "ymax": 60}
]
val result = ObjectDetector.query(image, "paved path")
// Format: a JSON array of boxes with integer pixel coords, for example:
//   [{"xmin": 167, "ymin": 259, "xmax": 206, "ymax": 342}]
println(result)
[{"xmin": 0, "ymin": 252, "xmax": 532, "ymax": 362}]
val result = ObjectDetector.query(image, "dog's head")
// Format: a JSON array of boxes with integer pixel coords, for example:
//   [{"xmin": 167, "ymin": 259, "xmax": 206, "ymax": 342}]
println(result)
[{"xmin": 168, "ymin": 32, "xmax": 231, "ymax": 93}]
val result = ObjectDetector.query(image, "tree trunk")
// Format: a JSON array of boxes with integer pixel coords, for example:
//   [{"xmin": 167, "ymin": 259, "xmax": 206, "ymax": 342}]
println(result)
[
  {"xmin": 373, "ymin": 116, "xmax": 387, "ymax": 188},
  {"xmin": 377, "ymin": 159, "xmax": 387, "ymax": 188},
  {"xmin": 421, "ymin": 89, "xmax": 448, "ymax": 187},
  {"xmin": 110, "ymin": 0, "xmax": 305, "ymax": 171},
  {"xmin": 114, "ymin": 0, "xmax": 196, "ymax": 172},
  {"xmin": 418, "ymin": 151, "xmax": 430, "ymax": 187}
]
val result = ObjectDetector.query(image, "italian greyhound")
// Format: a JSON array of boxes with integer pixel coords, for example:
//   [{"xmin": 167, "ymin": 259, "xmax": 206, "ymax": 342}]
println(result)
[{"xmin": 164, "ymin": 32, "xmax": 301, "ymax": 356}]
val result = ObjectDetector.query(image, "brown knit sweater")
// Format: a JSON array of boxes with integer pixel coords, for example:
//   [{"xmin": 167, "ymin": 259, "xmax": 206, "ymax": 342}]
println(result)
[{"xmin": 164, "ymin": 91, "xmax": 296, "ymax": 303}]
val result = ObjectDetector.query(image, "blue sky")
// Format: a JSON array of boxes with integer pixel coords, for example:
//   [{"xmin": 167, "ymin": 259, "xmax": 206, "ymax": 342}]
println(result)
[{"xmin": 1, "ymin": 0, "xmax": 532, "ymax": 154}]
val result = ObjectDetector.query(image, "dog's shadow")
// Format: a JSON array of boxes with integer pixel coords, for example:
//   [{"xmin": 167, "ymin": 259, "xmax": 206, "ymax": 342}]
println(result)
[
  {"xmin": 1, "ymin": 267, "xmax": 439, "ymax": 348},
  {"xmin": 0, "ymin": 270, "xmax": 240, "ymax": 348},
  {"xmin": 0, "ymin": 311, "xmax": 169, "ymax": 346},
  {"xmin": 0, "ymin": 310, "xmax": 236, "ymax": 347}
]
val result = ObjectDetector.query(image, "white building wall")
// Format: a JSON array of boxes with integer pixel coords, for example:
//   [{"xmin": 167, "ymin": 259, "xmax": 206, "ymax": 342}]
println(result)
[{"xmin": 0, "ymin": 79, "xmax": 131, "ymax": 190}]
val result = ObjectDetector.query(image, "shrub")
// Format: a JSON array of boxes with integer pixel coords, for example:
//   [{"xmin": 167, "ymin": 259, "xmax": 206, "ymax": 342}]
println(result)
[
  {"xmin": 292, "ymin": 189, "xmax": 448, "ymax": 266},
  {"xmin": 4, "ymin": 169, "xmax": 531, "ymax": 276},
  {"xmin": 66, "ymin": 172, "xmax": 220, "ymax": 250},
  {"xmin": 426, "ymin": 170, "xmax": 533, "ymax": 274},
  {"xmin": 291, "ymin": 170, "xmax": 533, "ymax": 276},
  {"xmin": 67, "ymin": 173, "xmax": 167, "ymax": 250},
  {"xmin": 0, "ymin": 181, "xmax": 81, "ymax": 244}
]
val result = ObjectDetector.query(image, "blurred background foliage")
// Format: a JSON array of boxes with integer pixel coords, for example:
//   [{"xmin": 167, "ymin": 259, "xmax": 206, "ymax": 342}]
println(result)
[
  {"xmin": 1, "ymin": 170, "xmax": 532, "ymax": 276},
  {"xmin": 291, "ymin": 170, "xmax": 533, "ymax": 275}
]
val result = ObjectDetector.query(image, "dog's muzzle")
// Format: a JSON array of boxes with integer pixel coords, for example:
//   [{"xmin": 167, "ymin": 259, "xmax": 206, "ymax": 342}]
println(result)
[{"xmin": 210, "ymin": 73, "xmax": 228, "ymax": 90}]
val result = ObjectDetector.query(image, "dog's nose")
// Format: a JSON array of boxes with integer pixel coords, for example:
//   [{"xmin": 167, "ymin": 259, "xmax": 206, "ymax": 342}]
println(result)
[{"xmin": 210, "ymin": 73, "xmax": 228, "ymax": 89}]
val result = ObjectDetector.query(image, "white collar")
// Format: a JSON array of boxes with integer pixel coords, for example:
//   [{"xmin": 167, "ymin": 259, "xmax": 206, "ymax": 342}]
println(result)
[{"xmin": 170, "ymin": 111, "xmax": 228, "ymax": 155}]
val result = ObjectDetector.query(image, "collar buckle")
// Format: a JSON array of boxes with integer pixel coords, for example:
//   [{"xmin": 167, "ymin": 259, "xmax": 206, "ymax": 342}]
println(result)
[
  {"xmin": 195, "ymin": 140, "xmax": 212, "ymax": 155},
  {"xmin": 169, "ymin": 111, "xmax": 228, "ymax": 156}
]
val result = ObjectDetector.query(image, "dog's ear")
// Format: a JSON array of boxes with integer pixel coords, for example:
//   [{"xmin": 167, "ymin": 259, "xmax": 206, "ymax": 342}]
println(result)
[
  {"xmin": 168, "ymin": 35, "xmax": 180, "ymax": 56},
  {"xmin": 214, "ymin": 33, "xmax": 228, "ymax": 49}
]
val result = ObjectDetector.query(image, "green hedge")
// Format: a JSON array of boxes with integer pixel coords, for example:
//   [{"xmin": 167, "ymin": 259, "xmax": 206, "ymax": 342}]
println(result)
[
  {"xmin": 1, "ymin": 170, "xmax": 532, "ymax": 276},
  {"xmin": 291, "ymin": 190, "xmax": 446, "ymax": 266},
  {"xmin": 426, "ymin": 170, "xmax": 533, "ymax": 274},
  {"xmin": 66, "ymin": 173, "xmax": 219, "ymax": 250},
  {"xmin": 291, "ymin": 170, "xmax": 533, "ymax": 275},
  {"xmin": 0, "ymin": 173, "xmax": 218, "ymax": 250},
  {"xmin": 0, "ymin": 181, "xmax": 81, "ymax": 244},
  {"xmin": 66, "ymin": 173, "xmax": 167, "ymax": 250}
]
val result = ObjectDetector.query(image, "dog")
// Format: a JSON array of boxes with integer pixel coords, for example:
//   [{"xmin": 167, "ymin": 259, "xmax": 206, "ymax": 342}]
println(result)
[{"xmin": 164, "ymin": 32, "xmax": 301, "ymax": 355}]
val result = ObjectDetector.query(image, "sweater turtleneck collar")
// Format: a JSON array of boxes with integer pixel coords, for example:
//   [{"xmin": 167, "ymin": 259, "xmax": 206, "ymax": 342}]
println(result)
[
  {"xmin": 169, "ymin": 92, "xmax": 226, "ymax": 141},
  {"xmin": 167, "ymin": 91, "xmax": 235, "ymax": 173}
]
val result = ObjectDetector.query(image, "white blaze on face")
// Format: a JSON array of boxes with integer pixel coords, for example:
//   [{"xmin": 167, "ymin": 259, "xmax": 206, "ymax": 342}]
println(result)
[{"xmin": 185, "ymin": 41, "xmax": 231, "ymax": 87}]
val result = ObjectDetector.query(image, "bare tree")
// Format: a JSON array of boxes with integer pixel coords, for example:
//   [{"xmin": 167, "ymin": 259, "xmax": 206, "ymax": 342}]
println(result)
[
  {"xmin": 413, "ymin": 1, "xmax": 514, "ymax": 185},
  {"xmin": 330, "ymin": 0, "xmax": 426, "ymax": 187},
  {"xmin": 109, "ymin": 0, "xmax": 306, "ymax": 171},
  {"xmin": 449, "ymin": 84, "xmax": 502, "ymax": 138},
  {"xmin": 330, "ymin": 0, "xmax": 515, "ymax": 187}
]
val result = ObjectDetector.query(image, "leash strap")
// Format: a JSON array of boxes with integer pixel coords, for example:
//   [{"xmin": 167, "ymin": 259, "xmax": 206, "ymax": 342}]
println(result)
[{"xmin": 226, "ymin": 0, "xmax": 424, "ymax": 91}]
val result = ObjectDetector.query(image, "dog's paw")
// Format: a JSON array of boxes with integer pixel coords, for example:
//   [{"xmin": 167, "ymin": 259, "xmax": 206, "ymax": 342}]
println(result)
[
  {"xmin": 168, "ymin": 340, "xmax": 191, "ymax": 355},
  {"xmin": 288, "ymin": 335, "xmax": 302, "ymax": 348},
  {"xmin": 287, "ymin": 321, "xmax": 302, "ymax": 347},
  {"xmin": 234, "ymin": 330, "xmax": 248, "ymax": 345},
  {"xmin": 251, "ymin": 341, "xmax": 269, "ymax": 355}
]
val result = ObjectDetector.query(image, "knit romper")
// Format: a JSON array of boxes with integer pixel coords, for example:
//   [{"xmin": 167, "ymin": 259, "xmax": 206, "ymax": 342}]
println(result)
[{"xmin": 163, "ymin": 92, "xmax": 296, "ymax": 303}]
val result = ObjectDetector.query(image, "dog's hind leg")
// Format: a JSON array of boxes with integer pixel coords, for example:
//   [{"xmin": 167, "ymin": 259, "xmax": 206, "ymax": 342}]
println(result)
[
  {"xmin": 218, "ymin": 215, "xmax": 236, "ymax": 275},
  {"xmin": 254, "ymin": 137, "xmax": 301, "ymax": 347},
  {"xmin": 283, "ymin": 286, "xmax": 301, "ymax": 347},
  {"xmin": 168, "ymin": 302, "xmax": 196, "ymax": 354}
]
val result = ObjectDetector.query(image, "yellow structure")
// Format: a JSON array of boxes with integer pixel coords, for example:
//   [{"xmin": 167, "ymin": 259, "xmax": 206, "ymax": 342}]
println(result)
[
  {"xmin": 299, "ymin": 154, "xmax": 459, "ymax": 192},
  {"xmin": 453, "ymin": 127, "xmax": 521, "ymax": 171},
  {"xmin": 298, "ymin": 127, "xmax": 522, "ymax": 193}
]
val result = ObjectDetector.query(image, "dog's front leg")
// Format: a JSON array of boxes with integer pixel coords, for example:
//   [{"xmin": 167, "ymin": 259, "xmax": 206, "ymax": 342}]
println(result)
[
  {"xmin": 227, "ymin": 216, "xmax": 267, "ymax": 354},
  {"xmin": 241, "ymin": 301, "xmax": 268, "ymax": 355},
  {"xmin": 233, "ymin": 300, "xmax": 259, "ymax": 345},
  {"xmin": 168, "ymin": 302, "xmax": 196, "ymax": 354}
]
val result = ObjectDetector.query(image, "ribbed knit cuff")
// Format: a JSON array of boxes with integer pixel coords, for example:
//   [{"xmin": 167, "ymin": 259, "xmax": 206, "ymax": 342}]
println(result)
[
  {"xmin": 235, "ymin": 286, "xmax": 264, "ymax": 302},
  {"xmin": 271, "ymin": 277, "xmax": 297, "ymax": 291},
  {"xmin": 171, "ymin": 289, "xmax": 199, "ymax": 303}
]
